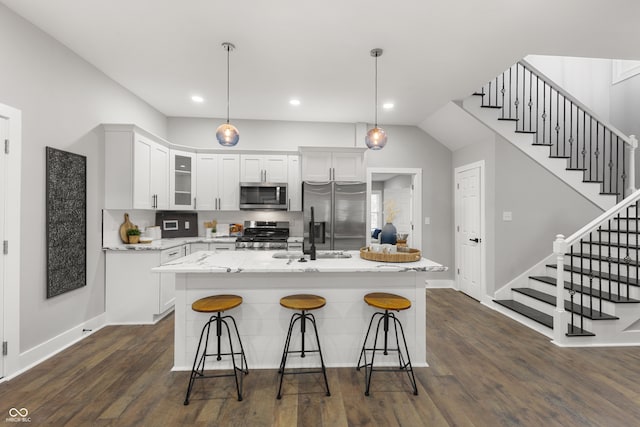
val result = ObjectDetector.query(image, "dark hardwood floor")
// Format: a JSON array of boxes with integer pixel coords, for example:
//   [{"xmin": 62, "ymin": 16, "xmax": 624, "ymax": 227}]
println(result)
[{"xmin": 2, "ymin": 289, "xmax": 640, "ymax": 426}]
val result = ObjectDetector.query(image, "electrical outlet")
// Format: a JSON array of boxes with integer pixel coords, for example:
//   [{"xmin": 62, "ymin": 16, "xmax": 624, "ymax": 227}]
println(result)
[
  {"xmin": 503, "ymin": 211, "xmax": 512, "ymax": 221},
  {"xmin": 185, "ymin": 221, "xmax": 190, "ymax": 229},
  {"xmin": 424, "ymin": 217, "xmax": 430, "ymax": 225}
]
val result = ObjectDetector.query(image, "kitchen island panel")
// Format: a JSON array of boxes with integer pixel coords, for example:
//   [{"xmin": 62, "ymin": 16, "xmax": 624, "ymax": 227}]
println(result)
[{"xmin": 174, "ymin": 271, "xmax": 425, "ymax": 370}]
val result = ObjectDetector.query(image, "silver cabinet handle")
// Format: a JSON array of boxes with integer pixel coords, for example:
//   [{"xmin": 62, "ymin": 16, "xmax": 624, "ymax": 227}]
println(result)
[{"xmin": 168, "ymin": 251, "xmax": 179, "ymax": 257}]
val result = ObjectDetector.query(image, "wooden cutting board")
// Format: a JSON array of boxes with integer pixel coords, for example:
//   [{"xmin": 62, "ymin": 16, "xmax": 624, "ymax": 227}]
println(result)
[{"xmin": 119, "ymin": 213, "xmax": 135, "ymax": 243}]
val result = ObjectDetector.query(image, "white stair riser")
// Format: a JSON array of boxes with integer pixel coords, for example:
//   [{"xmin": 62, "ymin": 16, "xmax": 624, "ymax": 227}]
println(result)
[
  {"xmin": 527, "ymin": 280, "xmax": 621, "ymax": 313},
  {"xmin": 572, "ymin": 245, "xmax": 640, "ymax": 261},
  {"xmin": 512, "ymin": 291, "xmax": 555, "ymax": 315},
  {"xmin": 545, "ymin": 268, "xmax": 640, "ymax": 300},
  {"xmin": 592, "ymin": 232, "xmax": 640, "ymax": 245},
  {"xmin": 564, "ymin": 257, "xmax": 640, "ymax": 279},
  {"xmin": 511, "ymin": 291, "xmax": 598, "ymax": 332}
]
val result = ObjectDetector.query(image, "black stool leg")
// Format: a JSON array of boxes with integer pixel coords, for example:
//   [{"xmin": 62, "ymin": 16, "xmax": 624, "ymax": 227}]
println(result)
[
  {"xmin": 277, "ymin": 313, "xmax": 302, "ymax": 399},
  {"xmin": 391, "ymin": 313, "xmax": 418, "ymax": 395},
  {"xmin": 227, "ymin": 315, "xmax": 249, "ymax": 375},
  {"xmin": 358, "ymin": 310, "xmax": 417, "ymax": 396},
  {"xmin": 184, "ymin": 312, "xmax": 249, "ymax": 404},
  {"xmin": 184, "ymin": 315, "xmax": 214, "ymax": 405},
  {"xmin": 364, "ymin": 314, "xmax": 385, "ymax": 396},
  {"xmin": 220, "ymin": 317, "xmax": 244, "ymax": 401},
  {"xmin": 308, "ymin": 312, "xmax": 331, "ymax": 397}
]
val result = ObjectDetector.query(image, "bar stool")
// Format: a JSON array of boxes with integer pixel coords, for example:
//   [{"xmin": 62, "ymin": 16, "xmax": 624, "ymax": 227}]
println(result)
[
  {"xmin": 277, "ymin": 294, "xmax": 331, "ymax": 399},
  {"xmin": 356, "ymin": 292, "xmax": 418, "ymax": 396},
  {"xmin": 184, "ymin": 294, "xmax": 249, "ymax": 404}
]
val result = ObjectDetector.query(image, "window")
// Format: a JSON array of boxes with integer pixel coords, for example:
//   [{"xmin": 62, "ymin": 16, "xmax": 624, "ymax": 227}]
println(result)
[{"xmin": 371, "ymin": 190, "xmax": 382, "ymax": 232}]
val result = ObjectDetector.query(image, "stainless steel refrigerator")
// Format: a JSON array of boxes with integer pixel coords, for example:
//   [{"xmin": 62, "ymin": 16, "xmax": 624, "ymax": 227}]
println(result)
[{"xmin": 303, "ymin": 181, "xmax": 367, "ymax": 251}]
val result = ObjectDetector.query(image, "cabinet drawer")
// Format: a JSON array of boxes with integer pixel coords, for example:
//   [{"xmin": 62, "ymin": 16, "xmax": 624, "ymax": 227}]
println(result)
[{"xmin": 161, "ymin": 246, "xmax": 184, "ymax": 264}]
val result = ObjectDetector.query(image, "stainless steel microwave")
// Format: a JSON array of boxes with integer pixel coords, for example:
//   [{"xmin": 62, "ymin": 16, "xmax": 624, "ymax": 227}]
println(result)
[{"xmin": 239, "ymin": 182, "xmax": 288, "ymax": 210}]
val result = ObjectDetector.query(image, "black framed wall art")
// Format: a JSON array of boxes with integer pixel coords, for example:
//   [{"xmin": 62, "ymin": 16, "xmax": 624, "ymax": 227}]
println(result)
[{"xmin": 46, "ymin": 146, "xmax": 87, "ymax": 298}]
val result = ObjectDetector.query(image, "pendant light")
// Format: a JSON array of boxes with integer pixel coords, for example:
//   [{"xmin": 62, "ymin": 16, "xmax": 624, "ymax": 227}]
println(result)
[
  {"xmin": 216, "ymin": 42, "xmax": 240, "ymax": 147},
  {"xmin": 365, "ymin": 48, "xmax": 387, "ymax": 150}
]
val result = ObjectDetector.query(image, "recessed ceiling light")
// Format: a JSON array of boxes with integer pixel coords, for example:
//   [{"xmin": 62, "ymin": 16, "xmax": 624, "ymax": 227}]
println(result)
[
  {"xmin": 289, "ymin": 99, "xmax": 301, "ymax": 106},
  {"xmin": 383, "ymin": 102, "xmax": 394, "ymax": 110},
  {"xmin": 191, "ymin": 95, "xmax": 204, "ymax": 103}
]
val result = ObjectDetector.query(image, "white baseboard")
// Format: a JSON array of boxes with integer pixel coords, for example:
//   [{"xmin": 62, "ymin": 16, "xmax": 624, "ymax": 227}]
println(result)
[
  {"xmin": 8, "ymin": 313, "xmax": 108, "ymax": 381},
  {"xmin": 425, "ymin": 279, "xmax": 455, "ymax": 289}
]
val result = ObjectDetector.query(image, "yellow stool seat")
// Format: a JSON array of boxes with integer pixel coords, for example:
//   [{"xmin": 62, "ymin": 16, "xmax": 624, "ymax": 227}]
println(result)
[
  {"xmin": 192, "ymin": 294, "xmax": 243, "ymax": 313},
  {"xmin": 280, "ymin": 294, "xmax": 326, "ymax": 311},
  {"xmin": 364, "ymin": 292, "xmax": 411, "ymax": 311}
]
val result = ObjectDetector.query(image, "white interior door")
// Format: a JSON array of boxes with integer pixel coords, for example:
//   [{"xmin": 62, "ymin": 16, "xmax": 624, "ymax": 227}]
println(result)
[
  {"xmin": 0, "ymin": 117, "xmax": 6, "ymax": 377},
  {"xmin": 456, "ymin": 163, "xmax": 483, "ymax": 301}
]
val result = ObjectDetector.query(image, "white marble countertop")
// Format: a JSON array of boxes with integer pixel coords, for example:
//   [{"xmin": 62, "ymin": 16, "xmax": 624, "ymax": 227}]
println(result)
[
  {"xmin": 103, "ymin": 236, "xmax": 238, "ymax": 251},
  {"xmin": 152, "ymin": 250, "xmax": 448, "ymax": 274}
]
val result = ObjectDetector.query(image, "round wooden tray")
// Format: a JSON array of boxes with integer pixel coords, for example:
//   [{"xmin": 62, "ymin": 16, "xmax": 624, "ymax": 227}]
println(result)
[{"xmin": 360, "ymin": 247, "xmax": 421, "ymax": 263}]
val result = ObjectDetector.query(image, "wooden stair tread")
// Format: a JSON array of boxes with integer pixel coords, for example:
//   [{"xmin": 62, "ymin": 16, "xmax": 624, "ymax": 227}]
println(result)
[
  {"xmin": 494, "ymin": 299, "xmax": 553, "ymax": 328},
  {"xmin": 529, "ymin": 276, "xmax": 640, "ymax": 303},
  {"xmin": 494, "ymin": 299, "xmax": 596, "ymax": 336},
  {"xmin": 546, "ymin": 264, "xmax": 640, "ymax": 287},
  {"xmin": 513, "ymin": 288, "xmax": 618, "ymax": 320}
]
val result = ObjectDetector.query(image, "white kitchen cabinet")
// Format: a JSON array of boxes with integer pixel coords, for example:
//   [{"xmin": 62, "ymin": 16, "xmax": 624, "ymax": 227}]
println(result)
[
  {"xmin": 104, "ymin": 125, "xmax": 169, "ymax": 209},
  {"xmin": 300, "ymin": 147, "xmax": 366, "ymax": 182},
  {"xmin": 192, "ymin": 242, "xmax": 236, "ymax": 252},
  {"xmin": 196, "ymin": 153, "xmax": 240, "ymax": 211},
  {"xmin": 287, "ymin": 154, "xmax": 301, "ymax": 211},
  {"xmin": 105, "ymin": 245, "xmax": 187, "ymax": 324},
  {"xmin": 170, "ymin": 149, "xmax": 196, "ymax": 210},
  {"xmin": 240, "ymin": 154, "xmax": 288, "ymax": 183}
]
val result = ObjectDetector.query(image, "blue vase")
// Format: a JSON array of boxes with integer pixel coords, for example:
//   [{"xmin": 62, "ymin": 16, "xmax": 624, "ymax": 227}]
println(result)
[{"xmin": 380, "ymin": 223, "xmax": 397, "ymax": 244}]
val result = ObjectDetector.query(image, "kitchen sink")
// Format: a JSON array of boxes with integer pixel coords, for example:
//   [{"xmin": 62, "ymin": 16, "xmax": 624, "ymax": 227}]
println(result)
[{"xmin": 272, "ymin": 251, "xmax": 352, "ymax": 259}]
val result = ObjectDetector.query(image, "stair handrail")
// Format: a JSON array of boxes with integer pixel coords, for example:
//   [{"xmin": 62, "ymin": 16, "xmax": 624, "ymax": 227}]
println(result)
[
  {"xmin": 520, "ymin": 58, "xmax": 637, "ymax": 149},
  {"xmin": 552, "ymin": 188, "xmax": 640, "ymax": 343},
  {"xmin": 556, "ymin": 188, "xmax": 640, "ymax": 249}
]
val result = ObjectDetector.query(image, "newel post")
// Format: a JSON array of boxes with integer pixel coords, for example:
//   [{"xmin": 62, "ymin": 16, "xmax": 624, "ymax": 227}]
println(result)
[
  {"xmin": 552, "ymin": 234, "xmax": 568, "ymax": 344},
  {"xmin": 627, "ymin": 135, "xmax": 638, "ymax": 196}
]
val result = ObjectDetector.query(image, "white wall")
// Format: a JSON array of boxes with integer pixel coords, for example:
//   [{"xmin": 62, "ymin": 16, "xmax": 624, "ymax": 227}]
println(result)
[
  {"xmin": 526, "ymin": 55, "xmax": 612, "ymax": 122},
  {"xmin": 168, "ymin": 117, "xmax": 357, "ymax": 150},
  {"xmin": 0, "ymin": 4, "xmax": 167, "ymax": 353}
]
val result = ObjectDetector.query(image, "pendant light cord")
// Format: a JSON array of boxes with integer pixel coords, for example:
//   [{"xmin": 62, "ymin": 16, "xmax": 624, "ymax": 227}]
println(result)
[
  {"xmin": 226, "ymin": 44, "xmax": 230, "ymax": 124},
  {"xmin": 374, "ymin": 53, "xmax": 378, "ymax": 127}
]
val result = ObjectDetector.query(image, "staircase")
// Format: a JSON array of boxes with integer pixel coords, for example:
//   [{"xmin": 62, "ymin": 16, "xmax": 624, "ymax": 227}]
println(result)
[
  {"xmin": 461, "ymin": 59, "xmax": 640, "ymax": 346},
  {"xmin": 461, "ymin": 59, "xmax": 637, "ymax": 210}
]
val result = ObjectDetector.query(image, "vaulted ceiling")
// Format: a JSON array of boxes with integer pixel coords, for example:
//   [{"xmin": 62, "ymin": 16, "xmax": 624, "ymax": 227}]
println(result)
[{"xmin": 2, "ymin": 0, "xmax": 639, "ymax": 131}]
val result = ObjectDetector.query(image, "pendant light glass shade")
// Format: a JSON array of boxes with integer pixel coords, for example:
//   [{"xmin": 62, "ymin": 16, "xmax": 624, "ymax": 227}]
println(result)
[
  {"xmin": 365, "ymin": 126, "xmax": 387, "ymax": 150},
  {"xmin": 365, "ymin": 48, "xmax": 387, "ymax": 150},
  {"xmin": 216, "ymin": 42, "xmax": 239, "ymax": 147},
  {"xmin": 216, "ymin": 123, "xmax": 240, "ymax": 146}
]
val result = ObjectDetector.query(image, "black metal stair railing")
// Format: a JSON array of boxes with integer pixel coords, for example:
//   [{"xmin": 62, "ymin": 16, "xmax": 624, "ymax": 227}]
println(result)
[
  {"xmin": 554, "ymin": 190, "xmax": 640, "ymax": 340},
  {"xmin": 476, "ymin": 60, "xmax": 636, "ymax": 202}
]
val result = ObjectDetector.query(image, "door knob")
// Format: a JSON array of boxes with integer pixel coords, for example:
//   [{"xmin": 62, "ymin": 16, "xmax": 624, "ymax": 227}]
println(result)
[{"xmin": 469, "ymin": 238, "xmax": 481, "ymax": 243}]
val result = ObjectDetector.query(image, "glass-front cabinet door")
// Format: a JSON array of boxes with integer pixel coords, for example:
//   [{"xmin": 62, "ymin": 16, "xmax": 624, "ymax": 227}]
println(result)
[{"xmin": 170, "ymin": 150, "xmax": 196, "ymax": 210}]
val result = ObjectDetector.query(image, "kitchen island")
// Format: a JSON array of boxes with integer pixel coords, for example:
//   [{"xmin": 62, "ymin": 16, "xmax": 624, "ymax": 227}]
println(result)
[{"xmin": 153, "ymin": 250, "xmax": 447, "ymax": 370}]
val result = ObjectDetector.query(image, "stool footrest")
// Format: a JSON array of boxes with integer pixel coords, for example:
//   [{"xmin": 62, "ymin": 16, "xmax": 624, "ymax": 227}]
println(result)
[
  {"xmin": 277, "ymin": 309, "xmax": 331, "ymax": 399},
  {"xmin": 357, "ymin": 309, "xmax": 418, "ymax": 396}
]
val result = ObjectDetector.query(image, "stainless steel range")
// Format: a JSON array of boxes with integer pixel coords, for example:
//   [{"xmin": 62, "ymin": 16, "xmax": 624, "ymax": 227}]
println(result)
[{"xmin": 235, "ymin": 221, "xmax": 289, "ymax": 250}]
